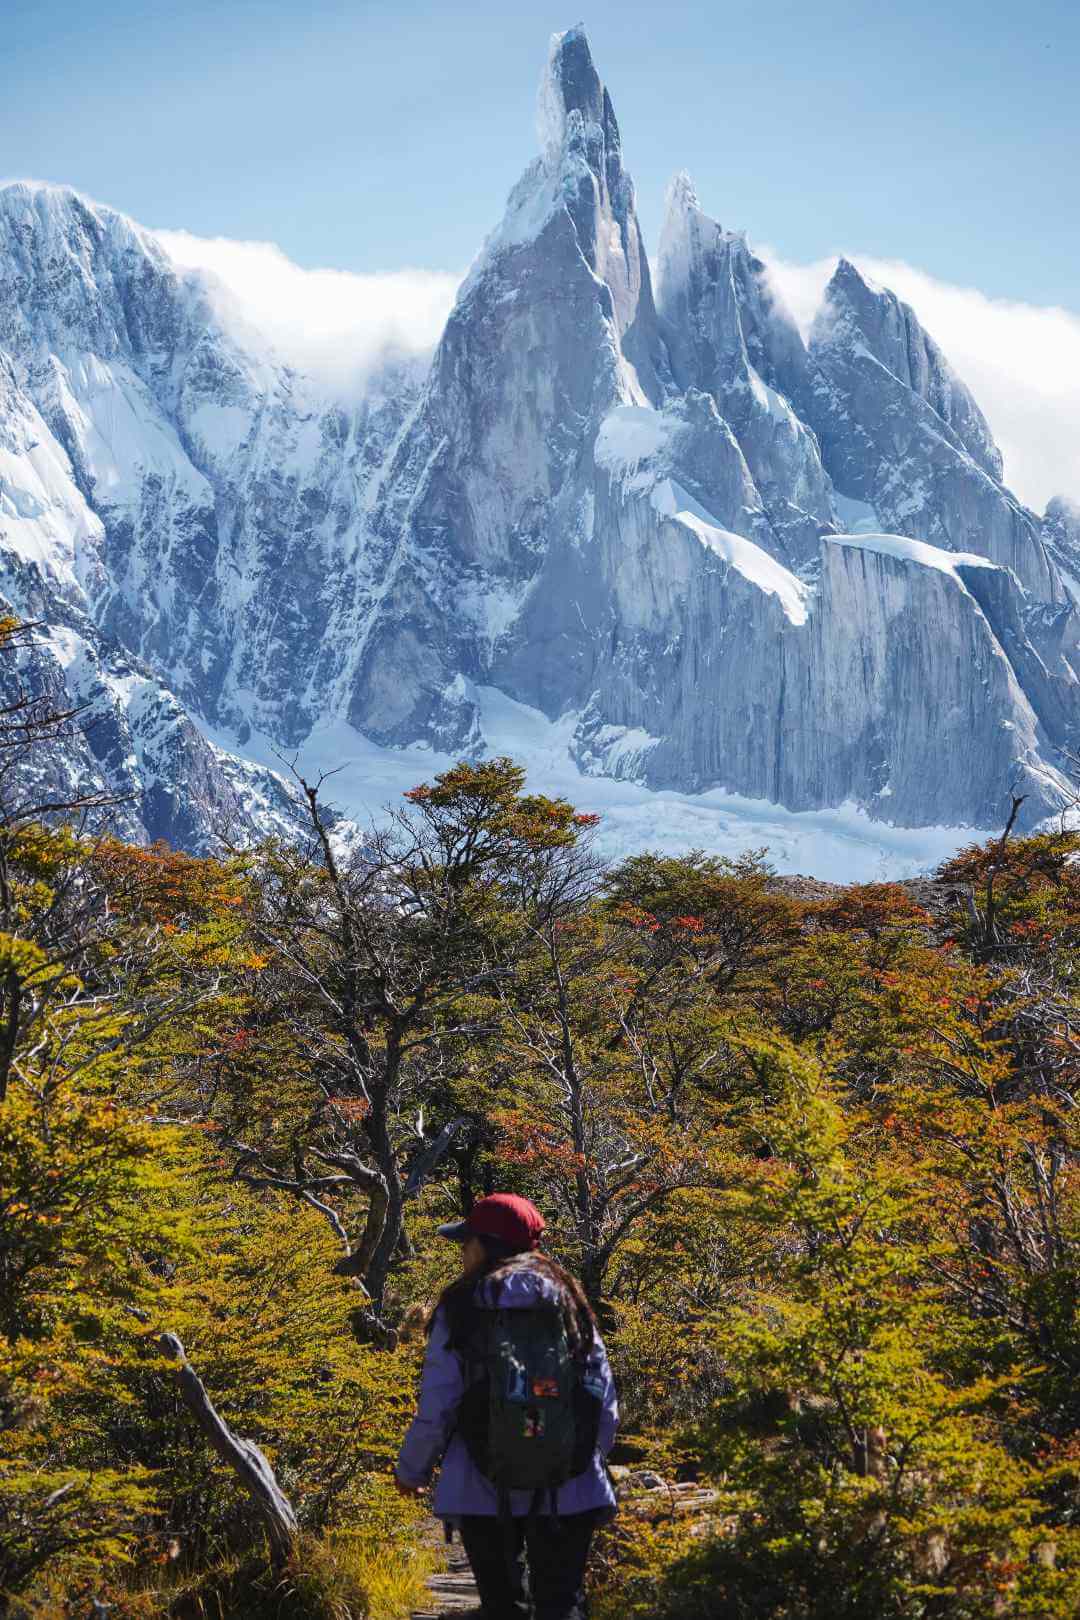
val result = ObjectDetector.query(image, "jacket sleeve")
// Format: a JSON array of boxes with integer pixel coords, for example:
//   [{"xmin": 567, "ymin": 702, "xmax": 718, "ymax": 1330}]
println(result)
[
  {"xmin": 394, "ymin": 1308, "xmax": 465, "ymax": 1486},
  {"xmin": 590, "ymin": 1328, "xmax": 620, "ymax": 1458}
]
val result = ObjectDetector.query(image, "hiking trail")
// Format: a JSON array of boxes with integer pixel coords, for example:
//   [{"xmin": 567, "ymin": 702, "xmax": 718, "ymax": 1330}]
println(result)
[{"xmin": 411, "ymin": 1523, "xmax": 479, "ymax": 1617}]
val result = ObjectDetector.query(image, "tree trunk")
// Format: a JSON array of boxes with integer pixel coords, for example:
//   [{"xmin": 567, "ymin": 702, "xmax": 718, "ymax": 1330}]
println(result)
[
  {"xmin": 159, "ymin": 1332, "xmax": 298, "ymax": 1563},
  {"xmin": 362, "ymin": 1042, "xmax": 406, "ymax": 1311}
]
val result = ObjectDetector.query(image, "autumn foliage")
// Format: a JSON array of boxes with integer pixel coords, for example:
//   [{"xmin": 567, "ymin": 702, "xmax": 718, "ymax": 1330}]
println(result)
[{"xmin": 0, "ymin": 688, "xmax": 1078, "ymax": 1616}]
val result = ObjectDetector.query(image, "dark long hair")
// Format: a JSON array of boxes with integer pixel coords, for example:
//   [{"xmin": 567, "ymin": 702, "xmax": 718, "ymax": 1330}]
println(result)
[{"xmin": 431, "ymin": 1239, "xmax": 597, "ymax": 1357}]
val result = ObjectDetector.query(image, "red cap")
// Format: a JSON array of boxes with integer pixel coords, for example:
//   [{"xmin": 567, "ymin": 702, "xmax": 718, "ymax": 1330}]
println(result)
[{"xmin": 437, "ymin": 1193, "xmax": 546, "ymax": 1251}]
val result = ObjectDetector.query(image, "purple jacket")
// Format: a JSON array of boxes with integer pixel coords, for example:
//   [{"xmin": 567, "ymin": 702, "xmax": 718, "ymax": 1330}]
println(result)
[{"xmin": 395, "ymin": 1262, "xmax": 619, "ymax": 1518}]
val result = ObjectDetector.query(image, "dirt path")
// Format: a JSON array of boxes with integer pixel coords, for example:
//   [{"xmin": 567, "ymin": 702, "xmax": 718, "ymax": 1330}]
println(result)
[
  {"xmin": 411, "ymin": 1524, "xmax": 479, "ymax": 1618},
  {"xmin": 408, "ymin": 1479, "xmax": 718, "ymax": 1615}
]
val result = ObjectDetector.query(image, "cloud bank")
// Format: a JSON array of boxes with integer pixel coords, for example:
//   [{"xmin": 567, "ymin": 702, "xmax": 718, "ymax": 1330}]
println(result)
[
  {"xmin": 156, "ymin": 229, "xmax": 462, "ymax": 391},
  {"xmin": 157, "ymin": 227, "xmax": 1078, "ymax": 512},
  {"xmin": 765, "ymin": 251, "xmax": 1080, "ymax": 513}
]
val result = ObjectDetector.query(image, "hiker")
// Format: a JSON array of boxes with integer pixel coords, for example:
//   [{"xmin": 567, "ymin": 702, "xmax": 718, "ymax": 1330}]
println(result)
[{"xmin": 394, "ymin": 1193, "xmax": 618, "ymax": 1620}]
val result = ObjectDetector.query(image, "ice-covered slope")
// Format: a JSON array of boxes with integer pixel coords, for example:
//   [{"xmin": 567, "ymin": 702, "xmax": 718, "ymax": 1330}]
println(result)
[
  {"xmin": 0, "ymin": 228, "xmax": 305, "ymax": 848},
  {"xmin": 0, "ymin": 179, "xmax": 425, "ymax": 748},
  {"xmin": 0, "ymin": 615, "xmax": 304, "ymax": 848},
  {"xmin": 222, "ymin": 693, "xmax": 981, "ymax": 883},
  {"xmin": 0, "ymin": 26, "xmax": 1077, "ymax": 860}
]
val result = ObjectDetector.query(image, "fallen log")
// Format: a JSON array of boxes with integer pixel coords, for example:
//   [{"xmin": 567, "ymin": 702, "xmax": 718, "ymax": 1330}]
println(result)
[{"xmin": 159, "ymin": 1331, "xmax": 298, "ymax": 1561}]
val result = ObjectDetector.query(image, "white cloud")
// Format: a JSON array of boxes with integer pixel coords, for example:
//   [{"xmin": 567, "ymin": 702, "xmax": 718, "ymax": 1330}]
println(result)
[
  {"xmin": 156, "ymin": 229, "xmax": 462, "ymax": 392},
  {"xmin": 763, "ymin": 250, "xmax": 1080, "ymax": 513}
]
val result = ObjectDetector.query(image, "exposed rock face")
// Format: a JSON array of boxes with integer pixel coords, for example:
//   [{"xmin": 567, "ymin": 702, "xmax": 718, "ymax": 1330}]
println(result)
[
  {"xmin": 803, "ymin": 259, "xmax": 1061, "ymax": 600},
  {"xmin": 568, "ymin": 422, "xmax": 1068, "ymax": 828},
  {"xmin": 1043, "ymin": 496, "xmax": 1080, "ymax": 595},
  {"xmin": 655, "ymin": 172, "xmax": 832, "ymax": 565},
  {"xmin": 0, "ymin": 614, "xmax": 303, "ymax": 847},
  {"xmin": 0, "ymin": 265, "xmax": 305, "ymax": 848},
  {"xmin": 0, "ymin": 26, "xmax": 1077, "ymax": 848},
  {"xmin": 805, "ymin": 538, "xmax": 1060, "ymax": 827},
  {"xmin": 0, "ymin": 180, "xmax": 425, "ymax": 754}
]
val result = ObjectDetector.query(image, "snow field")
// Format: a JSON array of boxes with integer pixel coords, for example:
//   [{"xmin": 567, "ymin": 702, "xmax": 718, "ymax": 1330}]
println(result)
[{"xmin": 217, "ymin": 684, "xmax": 979, "ymax": 884}]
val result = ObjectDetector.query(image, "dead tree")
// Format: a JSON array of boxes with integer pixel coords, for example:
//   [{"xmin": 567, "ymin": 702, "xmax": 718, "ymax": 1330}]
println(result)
[{"xmin": 159, "ymin": 1332, "xmax": 298, "ymax": 1563}]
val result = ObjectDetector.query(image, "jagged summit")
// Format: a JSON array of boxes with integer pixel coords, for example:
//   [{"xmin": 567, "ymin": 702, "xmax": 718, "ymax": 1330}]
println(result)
[
  {"xmin": 467, "ymin": 26, "xmax": 635, "ymax": 293},
  {"xmin": 539, "ymin": 25, "xmax": 615, "ymax": 144},
  {"xmin": 0, "ymin": 177, "xmax": 107, "ymax": 213},
  {"xmin": 459, "ymin": 21, "xmax": 664, "ymax": 405},
  {"xmin": 655, "ymin": 176, "xmax": 828, "ymax": 561},
  {"xmin": 1043, "ymin": 496, "xmax": 1080, "ymax": 588},
  {"xmin": 664, "ymin": 169, "xmax": 701, "ymax": 218},
  {"xmin": 813, "ymin": 255, "xmax": 1003, "ymax": 481},
  {"xmin": 0, "ymin": 177, "xmax": 167, "ymax": 267},
  {"xmin": 1046, "ymin": 494, "xmax": 1080, "ymax": 527},
  {"xmin": 829, "ymin": 254, "xmax": 881, "ymax": 294},
  {"xmin": 801, "ymin": 244, "xmax": 1063, "ymax": 595},
  {"xmin": 656, "ymin": 169, "xmax": 710, "ymax": 301},
  {"xmin": 531, "ymin": 23, "xmax": 623, "ymax": 195},
  {"xmin": 658, "ymin": 169, "xmax": 751, "ymax": 266}
]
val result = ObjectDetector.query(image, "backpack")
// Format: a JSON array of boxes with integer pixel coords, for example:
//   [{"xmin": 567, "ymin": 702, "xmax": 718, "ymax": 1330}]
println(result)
[{"xmin": 457, "ymin": 1302, "xmax": 602, "ymax": 1499}]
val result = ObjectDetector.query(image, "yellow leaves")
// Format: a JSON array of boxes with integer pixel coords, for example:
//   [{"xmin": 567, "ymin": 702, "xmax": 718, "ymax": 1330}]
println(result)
[{"xmin": 0, "ymin": 929, "xmax": 62, "ymax": 984}]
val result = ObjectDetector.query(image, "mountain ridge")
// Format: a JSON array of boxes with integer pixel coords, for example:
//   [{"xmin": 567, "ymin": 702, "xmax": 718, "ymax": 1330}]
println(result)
[{"xmin": 0, "ymin": 29, "xmax": 1077, "ymax": 859}]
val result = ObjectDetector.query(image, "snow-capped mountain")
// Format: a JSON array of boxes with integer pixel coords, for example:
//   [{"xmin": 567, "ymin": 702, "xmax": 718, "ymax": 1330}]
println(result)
[{"xmin": 0, "ymin": 26, "xmax": 1077, "ymax": 856}]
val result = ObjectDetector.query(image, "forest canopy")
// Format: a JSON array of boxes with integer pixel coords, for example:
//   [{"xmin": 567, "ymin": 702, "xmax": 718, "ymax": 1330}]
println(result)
[{"xmin": 1, "ymin": 630, "xmax": 1078, "ymax": 1619}]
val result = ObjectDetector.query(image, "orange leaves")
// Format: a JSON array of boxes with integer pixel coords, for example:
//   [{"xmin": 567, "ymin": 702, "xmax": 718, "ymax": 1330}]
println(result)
[
  {"xmin": 809, "ymin": 880, "xmax": 933, "ymax": 938},
  {"xmin": 613, "ymin": 901, "xmax": 661, "ymax": 932},
  {"xmin": 614, "ymin": 901, "xmax": 707, "ymax": 937},
  {"xmin": 495, "ymin": 1111, "xmax": 586, "ymax": 1175},
  {"xmin": 328, "ymin": 1095, "xmax": 371, "ymax": 1122},
  {"xmin": 89, "ymin": 837, "xmax": 250, "ymax": 924}
]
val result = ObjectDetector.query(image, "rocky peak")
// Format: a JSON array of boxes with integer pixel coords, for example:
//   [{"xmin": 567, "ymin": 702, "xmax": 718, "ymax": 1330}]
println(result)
[
  {"xmin": 540, "ymin": 24, "xmax": 612, "ymax": 141},
  {"xmin": 0, "ymin": 181, "xmax": 192, "ymax": 362},
  {"xmin": 655, "ymin": 173, "xmax": 831, "ymax": 562},
  {"xmin": 656, "ymin": 170, "xmax": 706, "ymax": 278},
  {"xmin": 1042, "ymin": 495, "xmax": 1080, "ymax": 591},
  {"xmin": 446, "ymin": 24, "xmax": 666, "ymax": 426},
  {"xmin": 812, "ymin": 256, "xmax": 1002, "ymax": 481},
  {"xmin": 657, "ymin": 183, "xmax": 747, "ymax": 387},
  {"xmin": 803, "ymin": 253, "xmax": 1060, "ymax": 598},
  {"xmin": 657, "ymin": 174, "xmax": 806, "ymax": 398},
  {"xmin": 1045, "ymin": 494, "xmax": 1080, "ymax": 542}
]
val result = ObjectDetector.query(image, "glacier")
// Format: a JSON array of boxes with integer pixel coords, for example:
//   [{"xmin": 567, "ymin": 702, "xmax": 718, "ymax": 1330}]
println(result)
[{"xmin": 0, "ymin": 26, "xmax": 1077, "ymax": 865}]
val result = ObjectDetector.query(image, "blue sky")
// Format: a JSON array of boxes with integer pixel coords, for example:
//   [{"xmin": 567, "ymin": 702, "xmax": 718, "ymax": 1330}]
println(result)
[{"xmin": 4, "ymin": 0, "xmax": 1077, "ymax": 309}]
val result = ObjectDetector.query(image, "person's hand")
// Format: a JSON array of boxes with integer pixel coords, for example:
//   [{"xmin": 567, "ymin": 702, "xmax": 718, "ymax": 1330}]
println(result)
[{"xmin": 393, "ymin": 1472, "xmax": 427, "ymax": 1498}]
